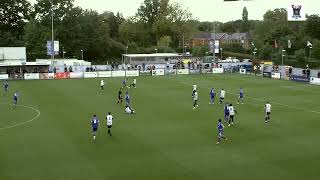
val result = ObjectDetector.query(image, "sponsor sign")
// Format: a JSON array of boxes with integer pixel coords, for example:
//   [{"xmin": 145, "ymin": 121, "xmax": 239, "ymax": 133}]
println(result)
[
  {"xmin": 126, "ymin": 70, "xmax": 139, "ymax": 77},
  {"xmin": 24, "ymin": 73, "xmax": 40, "ymax": 80},
  {"xmin": 168, "ymin": 69, "xmax": 177, "ymax": 75},
  {"xmin": 290, "ymin": 75, "xmax": 310, "ymax": 83},
  {"xmin": 84, "ymin": 72, "xmax": 98, "ymax": 78},
  {"xmin": 70, "ymin": 72, "xmax": 84, "ymax": 79},
  {"xmin": 287, "ymin": 4, "xmax": 306, "ymax": 21},
  {"xmin": 0, "ymin": 74, "xmax": 9, "ymax": 80},
  {"xmin": 177, "ymin": 69, "xmax": 189, "ymax": 75},
  {"xmin": 215, "ymin": 40, "xmax": 220, "ymax": 54},
  {"xmin": 112, "ymin": 71, "xmax": 126, "ymax": 77},
  {"xmin": 152, "ymin": 69, "xmax": 165, "ymax": 76},
  {"xmin": 140, "ymin": 70, "xmax": 152, "ymax": 75},
  {"xmin": 212, "ymin": 68, "xmax": 224, "ymax": 74},
  {"xmin": 54, "ymin": 72, "xmax": 70, "ymax": 79},
  {"xmin": 189, "ymin": 69, "xmax": 201, "ymax": 75},
  {"xmin": 271, "ymin": 72, "xmax": 281, "ymax": 79},
  {"xmin": 263, "ymin": 72, "xmax": 271, "ymax": 78},
  {"xmin": 40, "ymin": 73, "xmax": 54, "ymax": 79},
  {"xmin": 201, "ymin": 69, "xmax": 212, "ymax": 74},
  {"xmin": 310, "ymin": 77, "xmax": 320, "ymax": 85},
  {"xmin": 240, "ymin": 68, "xmax": 246, "ymax": 74},
  {"xmin": 47, "ymin": 41, "xmax": 59, "ymax": 55},
  {"xmin": 98, "ymin": 71, "xmax": 112, "ymax": 78}
]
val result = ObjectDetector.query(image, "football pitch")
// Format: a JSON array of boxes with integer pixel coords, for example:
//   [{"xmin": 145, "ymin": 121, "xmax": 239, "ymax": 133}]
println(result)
[{"xmin": 1, "ymin": 74, "xmax": 320, "ymax": 180}]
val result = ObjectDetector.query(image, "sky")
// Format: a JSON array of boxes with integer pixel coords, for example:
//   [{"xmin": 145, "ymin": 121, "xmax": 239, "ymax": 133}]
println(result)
[{"xmin": 28, "ymin": 0, "xmax": 320, "ymax": 22}]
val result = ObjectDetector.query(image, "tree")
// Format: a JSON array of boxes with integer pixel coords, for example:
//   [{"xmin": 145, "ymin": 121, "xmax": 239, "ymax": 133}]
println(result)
[
  {"xmin": 157, "ymin": 36, "xmax": 172, "ymax": 47},
  {"xmin": 100, "ymin": 11, "xmax": 124, "ymax": 40},
  {"xmin": 241, "ymin": 7, "xmax": 249, "ymax": 32},
  {"xmin": 192, "ymin": 45, "xmax": 209, "ymax": 57},
  {"xmin": 305, "ymin": 15, "xmax": 320, "ymax": 40},
  {"xmin": 0, "ymin": 0, "xmax": 32, "ymax": 45},
  {"xmin": 311, "ymin": 39, "xmax": 320, "ymax": 60},
  {"xmin": 295, "ymin": 49, "xmax": 306, "ymax": 64}
]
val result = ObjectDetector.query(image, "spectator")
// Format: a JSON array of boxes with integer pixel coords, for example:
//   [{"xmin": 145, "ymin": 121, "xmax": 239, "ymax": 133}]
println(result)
[
  {"xmin": 289, "ymin": 66, "xmax": 293, "ymax": 77},
  {"xmin": 69, "ymin": 66, "xmax": 73, "ymax": 72}
]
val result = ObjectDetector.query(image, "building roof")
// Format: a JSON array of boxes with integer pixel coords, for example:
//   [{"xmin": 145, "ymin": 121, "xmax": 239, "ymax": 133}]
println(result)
[
  {"xmin": 123, "ymin": 53, "xmax": 183, "ymax": 58},
  {"xmin": 193, "ymin": 32, "xmax": 250, "ymax": 40},
  {"xmin": 223, "ymin": 33, "xmax": 251, "ymax": 40},
  {"xmin": 0, "ymin": 61, "xmax": 50, "ymax": 67},
  {"xmin": 193, "ymin": 33, "xmax": 227, "ymax": 40}
]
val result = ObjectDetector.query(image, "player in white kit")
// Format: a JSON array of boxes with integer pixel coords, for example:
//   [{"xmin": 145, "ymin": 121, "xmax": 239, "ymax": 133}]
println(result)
[
  {"xmin": 106, "ymin": 112, "xmax": 113, "ymax": 136},
  {"xmin": 100, "ymin": 80, "xmax": 105, "ymax": 91},
  {"xmin": 264, "ymin": 102, "xmax": 272, "ymax": 123},
  {"xmin": 219, "ymin": 88, "xmax": 226, "ymax": 105}
]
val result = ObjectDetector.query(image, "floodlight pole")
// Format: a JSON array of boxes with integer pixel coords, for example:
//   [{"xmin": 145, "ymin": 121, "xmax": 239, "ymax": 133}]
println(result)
[
  {"xmin": 51, "ymin": 0, "xmax": 54, "ymax": 60},
  {"xmin": 282, "ymin": 49, "xmax": 286, "ymax": 66},
  {"xmin": 309, "ymin": 46, "xmax": 312, "ymax": 61},
  {"xmin": 213, "ymin": 22, "xmax": 216, "ymax": 63}
]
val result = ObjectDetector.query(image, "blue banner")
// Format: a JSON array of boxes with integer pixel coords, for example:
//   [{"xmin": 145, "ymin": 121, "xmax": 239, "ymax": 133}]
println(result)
[{"xmin": 290, "ymin": 75, "xmax": 310, "ymax": 83}]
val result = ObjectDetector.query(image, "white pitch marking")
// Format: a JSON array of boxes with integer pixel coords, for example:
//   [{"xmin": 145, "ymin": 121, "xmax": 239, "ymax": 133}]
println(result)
[{"xmin": 0, "ymin": 104, "xmax": 41, "ymax": 130}]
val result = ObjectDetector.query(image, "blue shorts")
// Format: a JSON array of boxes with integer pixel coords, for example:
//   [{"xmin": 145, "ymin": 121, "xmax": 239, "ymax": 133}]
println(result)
[
  {"xmin": 92, "ymin": 127, "xmax": 98, "ymax": 132},
  {"xmin": 218, "ymin": 130, "xmax": 224, "ymax": 137},
  {"xmin": 210, "ymin": 96, "xmax": 215, "ymax": 99},
  {"xmin": 239, "ymin": 95, "xmax": 243, "ymax": 98}
]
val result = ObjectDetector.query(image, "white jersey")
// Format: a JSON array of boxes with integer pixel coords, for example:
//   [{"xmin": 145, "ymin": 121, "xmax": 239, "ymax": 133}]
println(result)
[
  {"xmin": 125, "ymin": 107, "xmax": 132, "ymax": 113},
  {"xmin": 106, "ymin": 115, "xmax": 113, "ymax": 126},
  {"xmin": 101, "ymin": 80, "xmax": 105, "ymax": 86},
  {"xmin": 192, "ymin": 85, "xmax": 197, "ymax": 92},
  {"xmin": 133, "ymin": 79, "xmax": 136, "ymax": 84},
  {"xmin": 220, "ymin": 90, "xmax": 225, "ymax": 98},
  {"xmin": 228, "ymin": 106, "xmax": 235, "ymax": 115},
  {"xmin": 265, "ymin": 103, "xmax": 271, "ymax": 113},
  {"xmin": 193, "ymin": 92, "xmax": 198, "ymax": 101}
]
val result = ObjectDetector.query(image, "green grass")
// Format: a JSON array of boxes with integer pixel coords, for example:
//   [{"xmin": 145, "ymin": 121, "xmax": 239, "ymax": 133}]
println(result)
[{"xmin": 1, "ymin": 74, "xmax": 320, "ymax": 180}]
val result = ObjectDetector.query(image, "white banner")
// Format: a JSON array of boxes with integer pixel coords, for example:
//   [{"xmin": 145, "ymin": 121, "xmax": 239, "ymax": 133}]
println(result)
[
  {"xmin": 287, "ymin": 4, "xmax": 306, "ymax": 21},
  {"xmin": 215, "ymin": 40, "xmax": 220, "ymax": 54},
  {"xmin": 271, "ymin": 72, "xmax": 281, "ymax": 79},
  {"xmin": 212, "ymin": 68, "xmax": 224, "ymax": 74},
  {"xmin": 70, "ymin": 72, "xmax": 84, "ymax": 79},
  {"xmin": 0, "ymin": 74, "xmax": 9, "ymax": 80},
  {"xmin": 152, "ymin": 69, "xmax": 165, "ymax": 76},
  {"xmin": 54, "ymin": 41, "xmax": 59, "ymax": 52},
  {"xmin": 24, "ymin": 73, "xmax": 40, "ymax": 80},
  {"xmin": 126, "ymin": 70, "xmax": 139, "ymax": 77},
  {"xmin": 98, "ymin": 71, "xmax": 112, "ymax": 78},
  {"xmin": 240, "ymin": 68, "xmax": 246, "ymax": 74},
  {"xmin": 84, "ymin": 72, "xmax": 98, "ymax": 78},
  {"xmin": 310, "ymin": 77, "xmax": 320, "ymax": 85},
  {"xmin": 177, "ymin": 69, "xmax": 189, "ymax": 75},
  {"xmin": 112, "ymin": 71, "xmax": 126, "ymax": 77}
]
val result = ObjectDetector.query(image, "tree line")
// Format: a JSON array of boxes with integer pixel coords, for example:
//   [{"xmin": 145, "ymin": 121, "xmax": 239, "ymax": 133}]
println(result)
[{"xmin": 1, "ymin": 0, "xmax": 320, "ymax": 65}]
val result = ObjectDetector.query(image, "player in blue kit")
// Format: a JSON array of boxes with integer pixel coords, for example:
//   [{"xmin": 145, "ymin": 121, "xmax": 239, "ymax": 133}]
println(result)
[
  {"xmin": 13, "ymin": 90, "xmax": 19, "ymax": 107},
  {"xmin": 122, "ymin": 78, "xmax": 127, "ymax": 89},
  {"xmin": 209, "ymin": 88, "xmax": 215, "ymax": 104},
  {"xmin": 125, "ymin": 91, "xmax": 130, "ymax": 106},
  {"xmin": 216, "ymin": 119, "xmax": 227, "ymax": 145},
  {"xmin": 91, "ymin": 114, "xmax": 99, "ymax": 141},
  {"xmin": 4, "ymin": 80, "xmax": 9, "ymax": 93},
  {"xmin": 224, "ymin": 104, "xmax": 229, "ymax": 123},
  {"xmin": 237, "ymin": 88, "xmax": 244, "ymax": 104}
]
